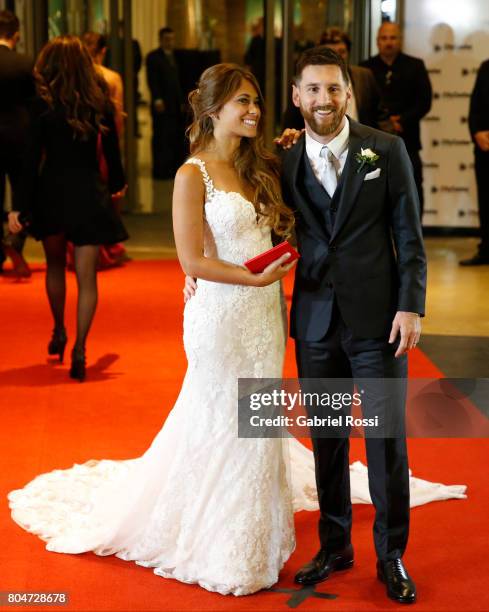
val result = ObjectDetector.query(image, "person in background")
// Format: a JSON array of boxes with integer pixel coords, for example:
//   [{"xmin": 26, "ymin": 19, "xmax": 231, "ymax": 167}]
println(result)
[
  {"xmin": 9, "ymin": 36, "xmax": 128, "ymax": 381},
  {"xmin": 361, "ymin": 22, "xmax": 432, "ymax": 219},
  {"xmin": 146, "ymin": 27, "xmax": 185, "ymax": 180},
  {"xmin": 105, "ymin": 20, "xmax": 142, "ymax": 134},
  {"xmin": 282, "ymin": 30, "xmax": 383, "ymax": 132},
  {"xmin": 81, "ymin": 31, "xmax": 129, "ymax": 269},
  {"xmin": 460, "ymin": 58, "xmax": 489, "ymax": 265},
  {"xmin": 0, "ymin": 9, "xmax": 33, "ymax": 277},
  {"xmin": 82, "ymin": 32, "xmax": 124, "ymax": 133},
  {"xmin": 244, "ymin": 17, "xmax": 282, "ymax": 121},
  {"xmin": 244, "ymin": 17, "xmax": 266, "ymax": 94},
  {"xmin": 293, "ymin": 23, "xmax": 315, "ymax": 61},
  {"xmin": 319, "ymin": 28, "xmax": 384, "ymax": 128}
]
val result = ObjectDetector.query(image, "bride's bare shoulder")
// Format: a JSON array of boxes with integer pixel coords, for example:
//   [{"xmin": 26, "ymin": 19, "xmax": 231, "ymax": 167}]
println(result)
[{"xmin": 175, "ymin": 161, "xmax": 203, "ymax": 182}]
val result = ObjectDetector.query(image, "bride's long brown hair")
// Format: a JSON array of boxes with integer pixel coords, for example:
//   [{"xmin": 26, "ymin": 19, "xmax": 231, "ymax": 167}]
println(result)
[
  {"xmin": 187, "ymin": 63, "xmax": 294, "ymax": 238},
  {"xmin": 34, "ymin": 35, "xmax": 113, "ymax": 138}
]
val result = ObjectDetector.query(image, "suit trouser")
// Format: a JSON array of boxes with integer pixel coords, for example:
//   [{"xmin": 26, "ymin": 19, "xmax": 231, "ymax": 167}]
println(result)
[
  {"xmin": 0, "ymin": 151, "xmax": 27, "ymax": 265},
  {"xmin": 151, "ymin": 111, "xmax": 184, "ymax": 179},
  {"xmin": 474, "ymin": 149, "xmax": 489, "ymax": 257},
  {"xmin": 295, "ymin": 302, "xmax": 410, "ymax": 561}
]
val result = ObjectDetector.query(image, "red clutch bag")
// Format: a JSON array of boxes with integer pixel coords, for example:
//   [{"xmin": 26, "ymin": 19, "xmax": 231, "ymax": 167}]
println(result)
[{"xmin": 244, "ymin": 241, "xmax": 300, "ymax": 273}]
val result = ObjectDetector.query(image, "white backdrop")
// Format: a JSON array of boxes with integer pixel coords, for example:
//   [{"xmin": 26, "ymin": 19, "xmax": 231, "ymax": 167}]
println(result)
[{"xmin": 403, "ymin": 0, "xmax": 489, "ymax": 227}]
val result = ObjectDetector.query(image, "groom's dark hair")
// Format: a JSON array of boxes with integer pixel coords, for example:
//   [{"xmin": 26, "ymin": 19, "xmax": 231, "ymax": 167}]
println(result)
[{"xmin": 294, "ymin": 46, "xmax": 349, "ymax": 86}]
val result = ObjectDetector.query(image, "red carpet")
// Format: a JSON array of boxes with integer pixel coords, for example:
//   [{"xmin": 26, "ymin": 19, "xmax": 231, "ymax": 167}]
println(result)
[{"xmin": 0, "ymin": 261, "xmax": 488, "ymax": 611}]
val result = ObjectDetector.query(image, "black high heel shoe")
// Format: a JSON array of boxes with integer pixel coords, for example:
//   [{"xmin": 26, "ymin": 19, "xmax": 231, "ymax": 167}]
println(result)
[
  {"xmin": 70, "ymin": 347, "xmax": 86, "ymax": 382},
  {"xmin": 48, "ymin": 328, "xmax": 67, "ymax": 363}
]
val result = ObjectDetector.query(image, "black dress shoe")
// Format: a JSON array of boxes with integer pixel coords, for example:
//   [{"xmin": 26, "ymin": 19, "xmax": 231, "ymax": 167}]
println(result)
[
  {"xmin": 377, "ymin": 558, "xmax": 416, "ymax": 604},
  {"xmin": 459, "ymin": 253, "xmax": 489, "ymax": 266},
  {"xmin": 295, "ymin": 545, "xmax": 354, "ymax": 585}
]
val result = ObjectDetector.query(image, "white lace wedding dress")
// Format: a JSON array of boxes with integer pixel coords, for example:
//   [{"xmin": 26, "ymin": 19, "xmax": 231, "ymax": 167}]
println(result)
[{"xmin": 7, "ymin": 158, "xmax": 467, "ymax": 597}]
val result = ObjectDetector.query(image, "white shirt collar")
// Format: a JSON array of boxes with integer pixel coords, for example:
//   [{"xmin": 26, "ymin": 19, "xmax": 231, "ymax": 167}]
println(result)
[{"xmin": 305, "ymin": 117, "xmax": 350, "ymax": 160}]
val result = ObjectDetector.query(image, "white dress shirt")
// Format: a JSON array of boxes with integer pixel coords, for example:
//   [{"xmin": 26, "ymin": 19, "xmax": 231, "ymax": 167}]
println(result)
[{"xmin": 305, "ymin": 118, "xmax": 350, "ymax": 196}]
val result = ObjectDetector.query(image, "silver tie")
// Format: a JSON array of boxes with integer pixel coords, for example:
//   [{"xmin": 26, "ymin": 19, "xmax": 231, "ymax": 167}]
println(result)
[{"xmin": 320, "ymin": 146, "xmax": 339, "ymax": 197}]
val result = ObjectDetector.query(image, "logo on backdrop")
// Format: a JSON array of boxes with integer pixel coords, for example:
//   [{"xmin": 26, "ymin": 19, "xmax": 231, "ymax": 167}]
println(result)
[
  {"xmin": 431, "ymin": 186, "xmax": 470, "ymax": 194},
  {"xmin": 458, "ymin": 209, "xmax": 479, "ymax": 218},
  {"xmin": 432, "ymin": 91, "xmax": 471, "ymax": 100},
  {"xmin": 433, "ymin": 43, "xmax": 473, "ymax": 52},
  {"xmin": 431, "ymin": 139, "xmax": 471, "ymax": 147},
  {"xmin": 442, "ymin": 92, "xmax": 471, "ymax": 99},
  {"xmin": 405, "ymin": 1, "xmax": 486, "ymax": 228}
]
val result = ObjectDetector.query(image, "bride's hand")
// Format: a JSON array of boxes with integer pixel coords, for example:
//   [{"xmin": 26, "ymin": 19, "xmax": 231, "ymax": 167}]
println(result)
[
  {"xmin": 273, "ymin": 128, "xmax": 304, "ymax": 149},
  {"xmin": 183, "ymin": 275, "xmax": 197, "ymax": 303},
  {"xmin": 252, "ymin": 253, "xmax": 297, "ymax": 287}
]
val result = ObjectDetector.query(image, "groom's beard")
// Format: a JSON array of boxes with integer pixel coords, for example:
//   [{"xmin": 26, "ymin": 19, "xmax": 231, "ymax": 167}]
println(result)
[{"xmin": 300, "ymin": 100, "xmax": 348, "ymax": 137}]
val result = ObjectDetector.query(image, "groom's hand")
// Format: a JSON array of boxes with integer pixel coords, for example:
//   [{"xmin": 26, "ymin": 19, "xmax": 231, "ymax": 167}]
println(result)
[
  {"xmin": 274, "ymin": 128, "xmax": 304, "ymax": 149},
  {"xmin": 389, "ymin": 311, "xmax": 421, "ymax": 357},
  {"xmin": 183, "ymin": 276, "xmax": 197, "ymax": 302}
]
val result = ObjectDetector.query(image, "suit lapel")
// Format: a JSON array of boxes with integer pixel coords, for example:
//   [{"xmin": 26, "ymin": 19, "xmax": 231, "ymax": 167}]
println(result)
[
  {"xmin": 330, "ymin": 119, "xmax": 374, "ymax": 241},
  {"xmin": 285, "ymin": 135, "xmax": 329, "ymax": 243}
]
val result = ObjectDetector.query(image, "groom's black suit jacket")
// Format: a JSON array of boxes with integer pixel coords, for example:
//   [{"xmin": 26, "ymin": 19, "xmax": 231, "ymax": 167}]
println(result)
[{"xmin": 281, "ymin": 118, "xmax": 427, "ymax": 341}]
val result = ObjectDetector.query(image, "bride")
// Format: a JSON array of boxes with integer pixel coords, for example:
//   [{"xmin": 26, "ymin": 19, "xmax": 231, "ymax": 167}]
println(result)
[
  {"xmin": 9, "ymin": 63, "xmax": 298, "ymax": 597},
  {"xmin": 8, "ymin": 63, "xmax": 466, "ymax": 597}
]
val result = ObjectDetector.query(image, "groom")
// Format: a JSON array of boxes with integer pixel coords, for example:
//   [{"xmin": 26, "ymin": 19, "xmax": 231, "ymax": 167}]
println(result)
[{"xmin": 283, "ymin": 47, "xmax": 426, "ymax": 604}]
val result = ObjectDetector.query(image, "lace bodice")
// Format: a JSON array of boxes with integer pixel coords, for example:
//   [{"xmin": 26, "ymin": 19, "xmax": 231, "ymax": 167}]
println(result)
[{"xmin": 185, "ymin": 157, "xmax": 272, "ymax": 265}]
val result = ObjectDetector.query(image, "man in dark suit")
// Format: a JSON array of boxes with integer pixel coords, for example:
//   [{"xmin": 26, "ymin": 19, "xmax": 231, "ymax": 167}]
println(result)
[
  {"xmin": 361, "ymin": 22, "xmax": 432, "ymax": 219},
  {"xmin": 0, "ymin": 9, "xmax": 33, "ymax": 275},
  {"xmin": 282, "ymin": 47, "xmax": 426, "ymax": 604},
  {"xmin": 146, "ymin": 27, "xmax": 184, "ymax": 179},
  {"xmin": 461, "ymin": 59, "xmax": 489, "ymax": 265},
  {"xmin": 282, "ymin": 31, "xmax": 384, "ymax": 131},
  {"xmin": 244, "ymin": 17, "xmax": 283, "ymax": 120}
]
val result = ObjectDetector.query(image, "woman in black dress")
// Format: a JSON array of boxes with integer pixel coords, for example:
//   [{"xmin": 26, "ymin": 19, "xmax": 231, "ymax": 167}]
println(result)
[{"xmin": 9, "ymin": 36, "xmax": 128, "ymax": 381}]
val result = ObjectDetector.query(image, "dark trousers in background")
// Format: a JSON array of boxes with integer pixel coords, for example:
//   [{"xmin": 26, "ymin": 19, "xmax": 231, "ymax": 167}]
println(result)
[
  {"xmin": 151, "ymin": 112, "xmax": 184, "ymax": 180},
  {"xmin": 474, "ymin": 149, "xmax": 489, "ymax": 257},
  {"xmin": 295, "ymin": 300, "xmax": 410, "ymax": 561},
  {"xmin": 0, "ymin": 169, "xmax": 27, "ymax": 269}
]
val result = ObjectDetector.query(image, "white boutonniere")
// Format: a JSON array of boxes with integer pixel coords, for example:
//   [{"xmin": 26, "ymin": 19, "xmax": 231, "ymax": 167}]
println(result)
[{"xmin": 355, "ymin": 147, "xmax": 380, "ymax": 173}]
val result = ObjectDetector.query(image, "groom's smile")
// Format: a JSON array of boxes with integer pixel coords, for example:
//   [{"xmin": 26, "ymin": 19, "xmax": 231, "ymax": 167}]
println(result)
[{"xmin": 292, "ymin": 64, "xmax": 351, "ymax": 141}]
